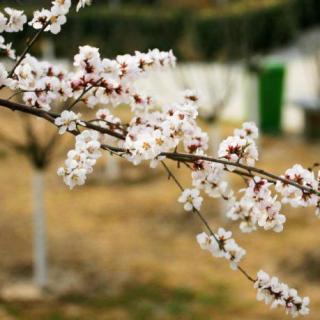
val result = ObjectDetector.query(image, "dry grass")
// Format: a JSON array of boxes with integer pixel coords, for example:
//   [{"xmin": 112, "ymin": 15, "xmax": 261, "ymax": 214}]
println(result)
[{"xmin": 0, "ymin": 108, "xmax": 319, "ymax": 319}]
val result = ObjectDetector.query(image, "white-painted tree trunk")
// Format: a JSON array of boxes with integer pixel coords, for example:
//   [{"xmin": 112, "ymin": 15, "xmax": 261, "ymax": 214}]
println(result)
[
  {"xmin": 105, "ymin": 155, "xmax": 121, "ymax": 181},
  {"xmin": 32, "ymin": 169, "xmax": 47, "ymax": 288},
  {"xmin": 245, "ymin": 72, "xmax": 259, "ymax": 124}
]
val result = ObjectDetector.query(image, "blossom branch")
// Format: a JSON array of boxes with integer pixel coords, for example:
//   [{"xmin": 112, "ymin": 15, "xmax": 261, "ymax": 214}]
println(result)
[
  {"xmin": 0, "ymin": 2, "xmax": 315, "ymax": 316},
  {"xmin": 0, "ymin": 97, "xmax": 318, "ymax": 198},
  {"xmin": 161, "ymin": 160, "xmax": 255, "ymax": 283},
  {"xmin": 7, "ymin": 20, "xmax": 50, "ymax": 80}
]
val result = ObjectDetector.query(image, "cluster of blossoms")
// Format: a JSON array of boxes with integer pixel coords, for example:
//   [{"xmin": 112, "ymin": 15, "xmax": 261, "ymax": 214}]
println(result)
[
  {"xmin": 191, "ymin": 160, "xmax": 231, "ymax": 199},
  {"xmin": 6, "ymin": 44, "xmax": 177, "ymax": 114},
  {"xmin": 57, "ymin": 130, "xmax": 101, "ymax": 189},
  {"xmin": 0, "ymin": 0, "xmax": 318, "ymax": 316},
  {"xmin": 93, "ymin": 108, "xmax": 124, "ymax": 143},
  {"xmin": 254, "ymin": 270, "xmax": 310, "ymax": 317},
  {"xmin": 0, "ymin": 8, "xmax": 27, "ymax": 59},
  {"xmin": 71, "ymin": 45, "xmax": 176, "ymax": 111},
  {"xmin": 0, "ymin": 8, "xmax": 27, "ymax": 33},
  {"xmin": 122, "ymin": 90, "xmax": 208, "ymax": 166},
  {"xmin": 178, "ymin": 188, "xmax": 203, "ymax": 211},
  {"xmin": 218, "ymin": 122, "xmax": 259, "ymax": 168},
  {"xmin": 227, "ymin": 176, "xmax": 286, "ymax": 233},
  {"xmin": 276, "ymin": 164, "xmax": 319, "ymax": 210},
  {"xmin": 196, "ymin": 229, "xmax": 246, "ymax": 270},
  {"xmin": 13, "ymin": 55, "xmax": 71, "ymax": 111},
  {"xmin": 30, "ymin": 0, "xmax": 91, "ymax": 35}
]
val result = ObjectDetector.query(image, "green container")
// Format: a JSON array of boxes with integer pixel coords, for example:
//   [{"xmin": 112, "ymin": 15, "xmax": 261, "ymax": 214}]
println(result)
[{"xmin": 258, "ymin": 63, "xmax": 286, "ymax": 134}]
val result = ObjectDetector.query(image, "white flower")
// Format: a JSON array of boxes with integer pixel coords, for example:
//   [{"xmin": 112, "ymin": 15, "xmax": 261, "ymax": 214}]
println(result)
[
  {"xmin": 196, "ymin": 232, "xmax": 214, "ymax": 251},
  {"xmin": 196, "ymin": 229, "xmax": 246, "ymax": 270},
  {"xmin": 227, "ymin": 198, "xmax": 257, "ymax": 233},
  {"xmin": 57, "ymin": 130, "xmax": 101, "ymax": 189},
  {"xmin": 254, "ymin": 270, "xmax": 310, "ymax": 317},
  {"xmin": 30, "ymin": 3, "xmax": 68, "ymax": 35},
  {"xmin": 178, "ymin": 188, "xmax": 203, "ymax": 211},
  {"xmin": 0, "ymin": 40, "xmax": 16, "ymax": 59},
  {"xmin": 218, "ymin": 122, "xmax": 259, "ymax": 168},
  {"xmin": 218, "ymin": 135, "xmax": 258, "ymax": 168},
  {"xmin": 74, "ymin": 45, "xmax": 102, "ymax": 73},
  {"xmin": 29, "ymin": 9, "xmax": 51, "ymax": 30},
  {"xmin": 275, "ymin": 164, "xmax": 318, "ymax": 208},
  {"xmin": 227, "ymin": 176, "xmax": 286, "ymax": 233},
  {"xmin": 257, "ymin": 200, "xmax": 286, "ymax": 232},
  {"xmin": 192, "ymin": 161, "xmax": 232, "ymax": 199},
  {"xmin": 0, "ymin": 12, "xmax": 8, "ymax": 33},
  {"xmin": 54, "ymin": 110, "xmax": 84, "ymax": 134},
  {"xmin": 52, "ymin": 0, "xmax": 72, "ymax": 15},
  {"xmin": 244, "ymin": 176, "xmax": 272, "ymax": 200},
  {"xmin": 234, "ymin": 122, "xmax": 259, "ymax": 140},
  {"xmin": 4, "ymin": 8, "xmax": 27, "ymax": 33},
  {"xmin": 0, "ymin": 63, "xmax": 14, "ymax": 88},
  {"xmin": 76, "ymin": 0, "xmax": 92, "ymax": 12},
  {"xmin": 48, "ymin": 7, "xmax": 67, "ymax": 34},
  {"xmin": 61, "ymin": 167, "xmax": 87, "ymax": 189}
]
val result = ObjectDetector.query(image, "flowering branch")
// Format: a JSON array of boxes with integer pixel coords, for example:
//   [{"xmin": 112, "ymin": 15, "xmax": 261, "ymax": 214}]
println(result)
[
  {"xmin": 7, "ymin": 20, "xmax": 49, "ymax": 80},
  {"xmin": 161, "ymin": 160, "xmax": 256, "ymax": 283},
  {"xmin": 0, "ymin": 97, "xmax": 318, "ymax": 197},
  {"xmin": 0, "ymin": 1, "xmax": 317, "ymax": 317}
]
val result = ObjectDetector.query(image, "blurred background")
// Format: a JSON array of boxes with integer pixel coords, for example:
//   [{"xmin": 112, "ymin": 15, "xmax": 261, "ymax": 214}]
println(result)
[{"xmin": 0, "ymin": 0, "xmax": 320, "ymax": 319}]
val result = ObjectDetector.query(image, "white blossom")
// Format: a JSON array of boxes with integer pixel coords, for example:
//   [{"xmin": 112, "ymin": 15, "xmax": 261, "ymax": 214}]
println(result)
[
  {"xmin": 234, "ymin": 121, "xmax": 259, "ymax": 140},
  {"xmin": 276, "ymin": 165, "xmax": 318, "ymax": 208},
  {"xmin": 54, "ymin": 110, "xmax": 84, "ymax": 134},
  {"xmin": 254, "ymin": 270, "xmax": 310, "ymax": 317},
  {"xmin": 0, "ymin": 12, "xmax": 8, "ymax": 33},
  {"xmin": 0, "ymin": 39, "xmax": 16, "ymax": 59},
  {"xmin": 0, "ymin": 63, "xmax": 14, "ymax": 88},
  {"xmin": 227, "ymin": 177, "xmax": 286, "ymax": 233},
  {"xmin": 218, "ymin": 134, "xmax": 258, "ymax": 168},
  {"xmin": 4, "ymin": 8, "xmax": 27, "ymax": 33},
  {"xmin": 0, "ymin": 3, "xmax": 318, "ymax": 315},
  {"xmin": 58, "ymin": 130, "xmax": 101, "ymax": 189},
  {"xmin": 196, "ymin": 229, "xmax": 246, "ymax": 270},
  {"xmin": 178, "ymin": 188, "xmax": 203, "ymax": 211},
  {"xmin": 76, "ymin": 0, "xmax": 92, "ymax": 12}
]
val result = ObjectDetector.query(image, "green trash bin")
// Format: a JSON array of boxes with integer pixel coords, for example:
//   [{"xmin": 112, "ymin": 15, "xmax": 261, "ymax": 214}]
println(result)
[{"xmin": 258, "ymin": 62, "xmax": 286, "ymax": 134}]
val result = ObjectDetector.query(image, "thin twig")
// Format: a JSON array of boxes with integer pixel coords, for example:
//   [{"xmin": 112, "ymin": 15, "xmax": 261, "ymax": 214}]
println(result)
[
  {"xmin": 161, "ymin": 160, "xmax": 255, "ymax": 283},
  {"xmin": 7, "ymin": 21, "xmax": 50, "ymax": 80},
  {"xmin": 67, "ymin": 79, "xmax": 103, "ymax": 110}
]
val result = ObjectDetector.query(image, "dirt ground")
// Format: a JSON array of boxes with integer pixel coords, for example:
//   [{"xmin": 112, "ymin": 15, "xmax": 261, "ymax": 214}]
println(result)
[{"xmin": 0, "ymin": 109, "xmax": 319, "ymax": 319}]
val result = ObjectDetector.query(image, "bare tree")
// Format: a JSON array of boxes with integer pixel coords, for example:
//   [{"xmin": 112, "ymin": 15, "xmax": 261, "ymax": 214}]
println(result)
[{"xmin": 0, "ymin": 113, "xmax": 60, "ymax": 289}]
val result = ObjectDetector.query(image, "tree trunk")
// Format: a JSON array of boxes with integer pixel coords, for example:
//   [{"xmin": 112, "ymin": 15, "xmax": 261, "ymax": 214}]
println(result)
[{"xmin": 32, "ymin": 169, "xmax": 47, "ymax": 288}]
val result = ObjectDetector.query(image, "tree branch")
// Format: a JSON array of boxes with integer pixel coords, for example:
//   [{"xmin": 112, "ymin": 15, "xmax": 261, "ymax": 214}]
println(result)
[
  {"xmin": 161, "ymin": 160, "xmax": 256, "ymax": 283},
  {"xmin": 7, "ymin": 21, "xmax": 50, "ymax": 80},
  {"xmin": 0, "ymin": 97, "xmax": 318, "ymax": 197}
]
